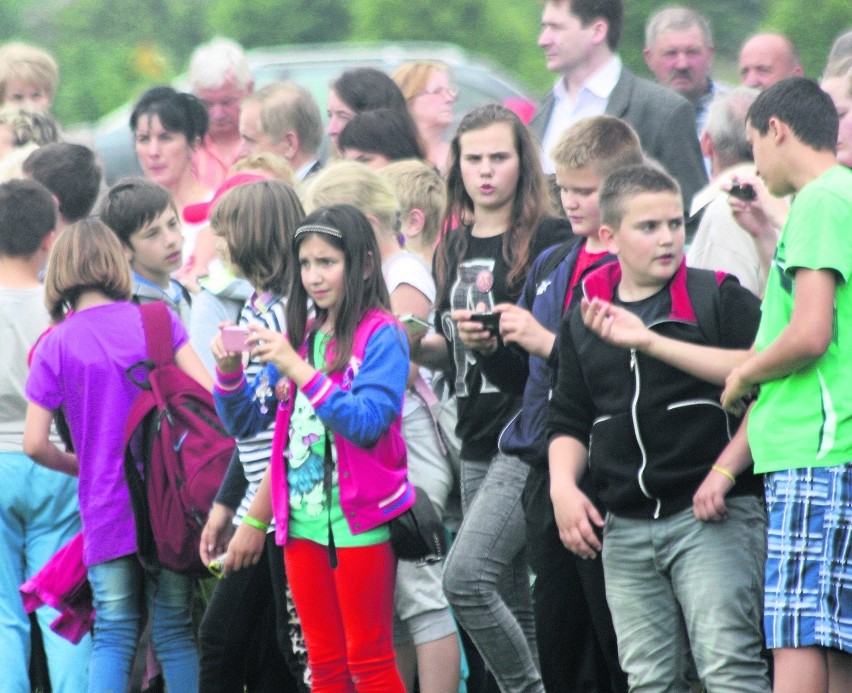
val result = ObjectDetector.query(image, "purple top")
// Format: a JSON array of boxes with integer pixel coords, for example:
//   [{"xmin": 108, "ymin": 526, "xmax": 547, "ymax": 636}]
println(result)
[{"xmin": 26, "ymin": 302, "xmax": 187, "ymax": 566}]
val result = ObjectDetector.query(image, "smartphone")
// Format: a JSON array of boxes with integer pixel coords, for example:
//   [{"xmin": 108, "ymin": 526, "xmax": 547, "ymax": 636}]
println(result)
[
  {"xmin": 399, "ymin": 314, "xmax": 431, "ymax": 339},
  {"xmin": 728, "ymin": 182, "xmax": 756, "ymax": 201},
  {"xmin": 221, "ymin": 325, "xmax": 250, "ymax": 352},
  {"xmin": 470, "ymin": 311, "xmax": 500, "ymax": 336}
]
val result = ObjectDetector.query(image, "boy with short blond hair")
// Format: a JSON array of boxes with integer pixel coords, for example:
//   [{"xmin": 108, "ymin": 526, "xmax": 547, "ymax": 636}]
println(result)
[
  {"xmin": 457, "ymin": 115, "xmax": 643, "ymax": 692},
  {"xmin": 720, "ymin": 77, "xmax": 852, "ymax": 693},
  {"xmin": 547, "ymin": 164, "xmax": 769, "ymax": 692},
  {"xmin": 380, "ymin": 159, "xmax": 446, "ymax": 268},
  {"xmin": 551, "ymin": 114, "xmax": 646, "ymax": 173}
]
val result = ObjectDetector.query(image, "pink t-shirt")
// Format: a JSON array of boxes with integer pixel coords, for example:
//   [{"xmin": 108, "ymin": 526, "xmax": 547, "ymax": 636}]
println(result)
[{"xmin": 26, "ymin": 302, "xmax": 187, "ymax": 566}]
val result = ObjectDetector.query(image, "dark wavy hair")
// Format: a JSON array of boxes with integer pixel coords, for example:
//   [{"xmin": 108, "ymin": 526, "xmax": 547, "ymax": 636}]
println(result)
[
  {"xmin": 130, "ymin": 85, "xmax": 209, "ymax": 144},
  {"xmin": 338, "ymin": 108, "xmax": 425, "ymax": 162},
  {"xmin": 332, "ymin": 68, "xmax": 409, "ymax": 115},
  {"xmin": 287, "ymin": 204, "xmax": 391, "ymax": 373},
  {"xmin": 436, "ymin": 103, "xmax": 550, "ymax": 306}
]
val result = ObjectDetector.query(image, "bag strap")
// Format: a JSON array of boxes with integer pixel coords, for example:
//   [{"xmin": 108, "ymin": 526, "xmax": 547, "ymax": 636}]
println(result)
[
  {"xmin": 411, "ymin": 375, "xmax": 448, "ymax": 457},
  {"xmin": 322, "ymin": 434, "xmax": 338, "ymax": 569},
  {"xmin": 685, "ymin": 269, "xmax": 725, "ymax": 346},
  {"xmin": 307, "ymin": 330, "xmax": 338, "ymax": 569},
  {"xmin": 523, "ymin": 239, "xmax": 578, "ymax": 309},
  {"xmin": 138, "ymin": 302, "xmax": 176, "ymax": 367}
]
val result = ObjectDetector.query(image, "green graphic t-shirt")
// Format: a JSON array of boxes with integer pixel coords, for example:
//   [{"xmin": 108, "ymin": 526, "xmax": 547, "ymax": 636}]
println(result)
[
  {"xmin": 286, "ymin": 331, "xmax": 389, "ymax": 545},
  {"xmin": 748, "ymin": 166, "xmax": 852, "ymax": 473}
]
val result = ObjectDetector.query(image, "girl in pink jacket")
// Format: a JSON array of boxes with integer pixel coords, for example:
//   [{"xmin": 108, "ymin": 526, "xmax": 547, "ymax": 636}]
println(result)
[{"xmin": 213, "ymin": 204, "xmax": 413, "ymax": 692}]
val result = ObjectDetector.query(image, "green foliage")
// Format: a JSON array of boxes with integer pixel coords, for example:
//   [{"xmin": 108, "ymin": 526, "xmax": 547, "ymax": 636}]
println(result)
[
  {"xmin": 207, "ymin": 0, "xmax": 351, "ymax": 47},
  {"xmin": 40, "ymin": 0, "xmax": 195, "ymax": 123},
  {"xmin": 14, "ymin": 0, "xmax": 850, "ymax": 128},
  {"xmin": 764, "ymin": 0, "xmax": 852, "ymax": 76},
  {"xmin": 350, "ymin": 0, "xmax": 549, "ymax": 94}
]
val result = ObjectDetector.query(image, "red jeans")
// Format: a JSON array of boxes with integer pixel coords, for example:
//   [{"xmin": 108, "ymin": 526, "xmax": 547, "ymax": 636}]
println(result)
[{"xmin": 284, "ymin": 539, "xmax": 403, "ymax": 692}]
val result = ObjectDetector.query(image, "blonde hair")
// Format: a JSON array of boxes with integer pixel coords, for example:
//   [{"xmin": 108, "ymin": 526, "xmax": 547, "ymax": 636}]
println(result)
[
  {"xmin": 303, "ymin": 160, "xmax": 399, "ymax": 239},
  {"xmin": 392, "ymin": 61, "xmax": 450, "ymax": 101},
  {"xmin": 229, "ymin": 151, "xmax": 296, "ymax": 186},
  {"xmin": 380, "ymin": 159, "xmax": 446, "ymax": 246},
  {"xmin": 551, "ymin": 116, "xmax": 644, "ymax": 179},
  {"xmin": 823, "ymin": 55, "xmax": 852, "ymax": 97},
  {"xmin": 0, "ymin": 43, "xmax": 59, "ymax": 104},
  {"xmin": 44, "ymin": 218, "xmax": 132, "ymax": 322}
]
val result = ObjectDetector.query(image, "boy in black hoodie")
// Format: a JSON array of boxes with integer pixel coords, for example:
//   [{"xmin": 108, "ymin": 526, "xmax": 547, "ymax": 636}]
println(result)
[{"xmin": 547, "ymin": 165, "xmax": 770, "ymax": 693}]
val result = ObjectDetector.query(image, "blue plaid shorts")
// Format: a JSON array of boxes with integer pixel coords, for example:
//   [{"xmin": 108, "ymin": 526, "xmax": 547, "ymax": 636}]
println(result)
[{"xmin": 764, "ymin": 463, "xmax": 852, "ymax": 653}]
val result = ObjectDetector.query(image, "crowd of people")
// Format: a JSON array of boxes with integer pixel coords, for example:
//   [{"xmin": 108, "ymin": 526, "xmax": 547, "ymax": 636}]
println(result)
[{"xmin": 1, "ymin": 2, "xmax": 850, "ymax": 692}]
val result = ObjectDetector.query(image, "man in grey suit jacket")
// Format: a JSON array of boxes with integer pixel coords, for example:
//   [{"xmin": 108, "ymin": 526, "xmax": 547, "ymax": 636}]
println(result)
[{"xmin": 532, "ymin": 0, "xmax": 707, "ymax": 225}]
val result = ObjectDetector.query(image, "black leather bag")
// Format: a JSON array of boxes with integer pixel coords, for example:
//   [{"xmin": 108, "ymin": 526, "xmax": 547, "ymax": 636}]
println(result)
[{"xmin": 390, "ymin": 486, "xmax": 447, "ymax": 563}]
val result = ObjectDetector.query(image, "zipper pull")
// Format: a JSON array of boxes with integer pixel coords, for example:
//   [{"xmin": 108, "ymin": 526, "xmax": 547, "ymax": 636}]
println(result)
[{"xmin": 630, "ymin": 349, "xmax": 637, "ymax": 372}]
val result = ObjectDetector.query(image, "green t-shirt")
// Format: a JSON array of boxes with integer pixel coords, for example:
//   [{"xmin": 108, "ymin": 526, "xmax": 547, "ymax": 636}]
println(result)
[
  {"xmin": 748, "ymin": 166, "xmax": 852, "ymax": 473},
  {"xmin": 286, "ymin": 331, "xmax": 389, "ymax": 545}
]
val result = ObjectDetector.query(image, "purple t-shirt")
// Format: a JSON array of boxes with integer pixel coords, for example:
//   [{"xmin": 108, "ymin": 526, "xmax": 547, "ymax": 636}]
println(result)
[{"xmin": 26, "ymin": 302, "xmax": 188, "ymax": 566}]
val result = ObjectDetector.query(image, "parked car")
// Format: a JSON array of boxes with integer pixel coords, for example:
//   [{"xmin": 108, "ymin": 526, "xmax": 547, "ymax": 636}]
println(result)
[{"xmin": 92, "ymin": 41, "xmax": 535, "ymax": 184}]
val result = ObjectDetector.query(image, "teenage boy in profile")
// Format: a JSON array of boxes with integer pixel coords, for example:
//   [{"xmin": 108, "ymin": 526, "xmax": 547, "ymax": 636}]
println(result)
[{"xmin": 717, "ymin": 77, "xmax": 852, "ymax": 693}]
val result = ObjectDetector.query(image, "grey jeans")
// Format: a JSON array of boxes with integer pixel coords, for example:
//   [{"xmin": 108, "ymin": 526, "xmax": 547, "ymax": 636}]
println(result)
[
  {"xmin": 443, "ymin": 452, "xmax": 544, "ymax": 693},
  {"xmin": 603, "ymin": 496, "xmax": 770, "ymax": 693}
]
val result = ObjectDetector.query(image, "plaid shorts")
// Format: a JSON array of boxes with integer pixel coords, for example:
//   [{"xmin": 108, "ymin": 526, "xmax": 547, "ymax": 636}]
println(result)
[{"xmin": 764, "ymin": 463, "xmax": 852, "ymax": 653}]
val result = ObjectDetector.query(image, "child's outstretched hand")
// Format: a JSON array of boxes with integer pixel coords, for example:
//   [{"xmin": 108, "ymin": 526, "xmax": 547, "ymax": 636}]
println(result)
[
  {"xmin": 495, "ymin": 303, "xmax": 555, "ymax": 359},
  {"xmin": 550, "ymin": 480, "xmax": 604, "ymax": 559},
  {"xmin": 211, "ymin": 322, "xmax": 243, "ymax": 374},
  {"xmin": 221, "ymin": 518, "xmax": 265, "ymax": 576},
  {"xmin": 720, "ymin": 365, "xmax": 756, "ymax": 416},
  {"xmin": 725, "ymin": 174, "xmax": 787, "ymax": 240},
  {"xmin": 582, "ymin": 297, "xmax": 652, "ymax": 351},
  {"xmin": 452, "ymin": 302, "xmax": 499, "ymax": 354},
  {"xmin": 249, "ymin": 326, "xmax": 317, "ymax": 389},
  {"xmin": 248, "ymin": 326, "xmax": 299, "ymax": 373},
  {"xmin": 693, "ymin": 468, "xmax": 734, "ymax": 522},
  {"xmin": 199, "ymin": 502, "xmax": 235, "ymax": 565}
]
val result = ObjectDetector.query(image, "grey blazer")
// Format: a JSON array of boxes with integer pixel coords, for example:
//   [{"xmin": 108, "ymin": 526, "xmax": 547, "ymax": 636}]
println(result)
[{"xmin": 530, "ymin": 65, "xmax": 708, "ymax": 217}]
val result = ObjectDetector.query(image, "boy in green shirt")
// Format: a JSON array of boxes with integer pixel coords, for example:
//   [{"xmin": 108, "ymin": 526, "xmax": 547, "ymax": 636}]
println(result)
[{"xmin": 721, "ymin": 77, "xmax": 852, "ymax": 693}]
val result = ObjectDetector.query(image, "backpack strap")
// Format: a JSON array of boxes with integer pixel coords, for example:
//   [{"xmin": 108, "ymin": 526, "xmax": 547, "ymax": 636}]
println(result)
[
  {"xmin": 138, "ymin": 302, "xmax": 176, "ymax": 367},
  {"xmin": 685, "ymin": 269, "xmax": 726, "ymax": 346},
  {"xmin": 523, "ymin": 239, "xmax": 579, "ymax": 309}
]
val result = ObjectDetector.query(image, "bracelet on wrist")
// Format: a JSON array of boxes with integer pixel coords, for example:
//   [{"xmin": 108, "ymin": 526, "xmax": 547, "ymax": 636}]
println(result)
[
  {"xmin": 242, "ymin": 515, "xmax": 268, "ymax": 532},
  {"xmin": 711, "ymin": 465, "xmax": 737, "ymax": 485}
]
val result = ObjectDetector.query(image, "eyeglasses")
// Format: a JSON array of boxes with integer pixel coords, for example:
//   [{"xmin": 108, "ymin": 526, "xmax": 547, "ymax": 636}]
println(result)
[{"xmin": 414, "ymin": 85, "xmax": 458, "ymax": 100}]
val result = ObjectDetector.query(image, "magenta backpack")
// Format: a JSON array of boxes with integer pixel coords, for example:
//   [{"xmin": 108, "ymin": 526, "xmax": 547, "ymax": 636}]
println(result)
[{"xmin": 123, "ymin": 302, "xmax": 235, "ymax": 576}]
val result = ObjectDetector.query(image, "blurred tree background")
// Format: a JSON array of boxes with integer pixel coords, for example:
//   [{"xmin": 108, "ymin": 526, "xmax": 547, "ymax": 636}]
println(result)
[{"xmin": 0, "ymin": 0, "xmax": 848, "ymax": 126}]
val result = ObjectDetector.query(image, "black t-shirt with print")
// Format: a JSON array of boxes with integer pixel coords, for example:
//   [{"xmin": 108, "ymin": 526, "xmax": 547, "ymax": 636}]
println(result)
[{"xmin": 435, "ymin": 217, "xmax": 571, "ymax": 461}]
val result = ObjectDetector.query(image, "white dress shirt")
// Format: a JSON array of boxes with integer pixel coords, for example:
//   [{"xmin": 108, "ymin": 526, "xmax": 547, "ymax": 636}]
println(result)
[{"xmin": 540, "ymin": 56, "xmax": 622, "ymax": 174}]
